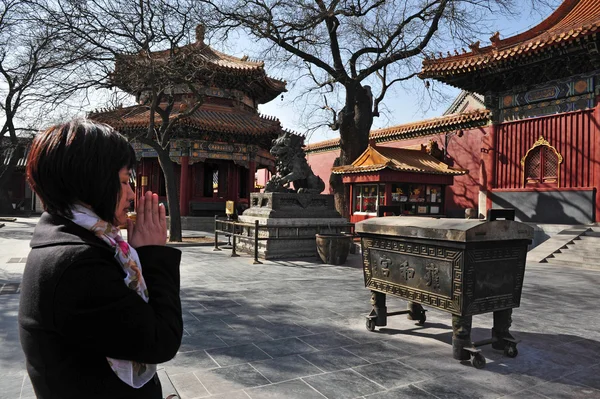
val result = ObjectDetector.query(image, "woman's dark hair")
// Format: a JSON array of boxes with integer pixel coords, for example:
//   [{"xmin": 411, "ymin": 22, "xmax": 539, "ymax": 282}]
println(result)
[{"xmin": 26, "ymin": 119, "xmax": 136, "ymax": 223}]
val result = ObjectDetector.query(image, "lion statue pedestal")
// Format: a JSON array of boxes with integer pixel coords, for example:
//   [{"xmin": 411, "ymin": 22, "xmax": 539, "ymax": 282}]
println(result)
[
  {"xmin": 237, "ymin": 193, "xmax": 349, "ymax": 259},
  {"xmin": 235, "ymin": 131, "xmax": 348, "ymax": 260}
]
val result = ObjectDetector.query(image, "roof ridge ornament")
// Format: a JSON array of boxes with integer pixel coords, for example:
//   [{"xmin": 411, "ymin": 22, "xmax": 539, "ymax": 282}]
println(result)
[
  {"xmin": 468, "ymin": 41, "xmax": 481, "ymax": 54},
  {"xmin": 490, "ymin": 31, "xmax": 501, "ymax": 48}
]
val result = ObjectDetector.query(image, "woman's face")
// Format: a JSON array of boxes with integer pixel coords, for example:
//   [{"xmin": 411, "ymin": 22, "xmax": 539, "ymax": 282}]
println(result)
[{"xmin": 114, "ymin": 167, "xmax": 135, "ymax": 227}]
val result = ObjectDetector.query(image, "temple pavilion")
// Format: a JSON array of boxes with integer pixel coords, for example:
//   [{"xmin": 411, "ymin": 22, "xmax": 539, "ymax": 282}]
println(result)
[{"xmin": 90, "ymin": 26, "xmax": 286, "ymax": 216}]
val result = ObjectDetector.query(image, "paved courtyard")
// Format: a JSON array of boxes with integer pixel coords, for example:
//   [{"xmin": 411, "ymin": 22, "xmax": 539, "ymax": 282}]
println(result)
[{"xmin": 1, "ymin": 217, "xmax": 600, "ymax": 399}]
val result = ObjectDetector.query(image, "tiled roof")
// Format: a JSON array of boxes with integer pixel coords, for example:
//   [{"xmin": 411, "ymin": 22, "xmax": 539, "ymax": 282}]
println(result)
[
  {"xmin": 420, "ymin": 0, "xmax": 600, "ymax": 77},
  {"xmin": 331, "ymin": 145, "xmax": 467, "ymax": 175},
  {"xmin": 89, "ymin": 102, "xmax": 282, "ymax": 136},
  {"xmin": 305, "ymin": 109, "xmax": 490, "ymax": 152}
]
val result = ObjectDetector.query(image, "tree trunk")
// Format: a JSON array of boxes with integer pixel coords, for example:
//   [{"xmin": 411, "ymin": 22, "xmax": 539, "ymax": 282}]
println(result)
[
  {"xmin": 155, "ymin": 146, "xmax": 183, "ymax": 242},
  {"xmin": 330, "ymin": 83, "xmax": 373, "ymax": 218},
  {"xmin": 0, "ymin": 143, "xmax": 24, "ymax": 214}
]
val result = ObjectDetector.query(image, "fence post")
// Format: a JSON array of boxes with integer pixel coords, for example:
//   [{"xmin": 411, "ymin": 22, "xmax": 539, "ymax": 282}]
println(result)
[
  {"xmin": 213, "ymin": 216, "xmax": 221, "ymax": 251},
  {"xmin": 231, "ymin": 223, "xmax": 239, "ymax": 257},
  {"xmin": 253, "ymin": 220, "xmax": 262, "ymax": 264}
]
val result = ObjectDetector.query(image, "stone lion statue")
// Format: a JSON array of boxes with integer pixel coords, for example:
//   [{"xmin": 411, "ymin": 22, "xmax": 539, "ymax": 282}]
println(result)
[{"xmin": 265, "ymin": 131, "xmax": 325, "ymax": 194}]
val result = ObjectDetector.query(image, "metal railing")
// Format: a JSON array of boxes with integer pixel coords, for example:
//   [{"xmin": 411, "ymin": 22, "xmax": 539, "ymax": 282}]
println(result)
[{"xmin": 213, "ymin": 216, "xmax": 355, "ymax": 264}]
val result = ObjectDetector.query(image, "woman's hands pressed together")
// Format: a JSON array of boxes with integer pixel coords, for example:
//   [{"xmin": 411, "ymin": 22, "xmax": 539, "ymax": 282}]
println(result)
[{"xmin": 127, "ymin": 191, "xmax": 167, "ymax": 248}]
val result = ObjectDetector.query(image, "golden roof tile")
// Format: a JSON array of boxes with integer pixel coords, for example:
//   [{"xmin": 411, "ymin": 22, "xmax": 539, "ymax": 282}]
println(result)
[
  {"xmin": 331, "ymin": 145, "xmax": 467, "ymax": 175},
  {"xmin": 89, "ymin": 102, "xmax": 282, "ymax": 136}
]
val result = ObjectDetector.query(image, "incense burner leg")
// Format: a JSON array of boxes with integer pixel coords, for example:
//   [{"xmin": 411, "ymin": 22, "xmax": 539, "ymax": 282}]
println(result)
[{"xmin": 452, "ymin": 314, "xmax": 473, "ymax": 361}]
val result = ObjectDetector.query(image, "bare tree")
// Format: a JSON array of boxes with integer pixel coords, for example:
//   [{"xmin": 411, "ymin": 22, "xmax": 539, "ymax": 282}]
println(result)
[
  {"xmin": 201, "ymin": 0, "xmax": 537, "ymax": 216},
  {"xmin": 0, "ymin": 0, "xmax": 90, "ymax": 212},
  {"xmin": 42, "ymin": 0, "xmax": 208, "ymax": 241}
]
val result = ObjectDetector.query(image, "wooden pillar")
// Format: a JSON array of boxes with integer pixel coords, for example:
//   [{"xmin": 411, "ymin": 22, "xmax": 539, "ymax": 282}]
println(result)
[
  {"xmin": 594, "ymin": 100, "xmax": 600, "ymax": 222},
  {"xmin": 349, "ymin": 183, "xmax": 354, "ymax": 215},
  {"xmin": 248, "ymin": 160, "xmax": 256, "ymax": 196},
  {"xmin": 179, "ymin": 156, "xmax": 190, "ymax": 216},
  {"xmin": 483, "ymin": 124, "xmax": 497, "ymax": 216},
  {"xmin": 384, "ymin": 183, "xmax": 392, "ymax": 215},
  {"xmin": 139, "ymin": 159, "xmax": 149, "ymax": 208}
]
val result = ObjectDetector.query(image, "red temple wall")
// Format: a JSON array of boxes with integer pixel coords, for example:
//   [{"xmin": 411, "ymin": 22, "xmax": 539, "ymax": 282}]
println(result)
[{"xmin": 494, "ymin": 109, "xmax": 596, "ymax": 189}]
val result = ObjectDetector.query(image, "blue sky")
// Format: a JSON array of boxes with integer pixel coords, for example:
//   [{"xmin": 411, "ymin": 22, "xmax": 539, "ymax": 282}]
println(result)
[{"xmin": 237, "ymin": 0, "xmax": 562, "ymax": 145}]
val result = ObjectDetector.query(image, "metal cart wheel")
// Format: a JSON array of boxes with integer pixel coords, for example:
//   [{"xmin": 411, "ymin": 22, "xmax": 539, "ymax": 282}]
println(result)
[
  {"xmin": 504, "ymin": 344, "xmax": 518, "ymax": 358},
  {"xmin": 366, "ymin": 318, "xmax": 376, "ymax": 332},
  {"xmin": 471, "ymin": 353, "xmax": 486, "ymax": 369}
]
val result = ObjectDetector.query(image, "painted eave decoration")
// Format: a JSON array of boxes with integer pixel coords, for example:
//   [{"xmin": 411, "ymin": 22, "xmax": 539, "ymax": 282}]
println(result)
[
  {"xmin": 420, "ymin": 0, "xmax": 600, "ymax": 78},
  {"xmin": 331, "ymin": 145, "xmax": 468, "ymax": 176}
]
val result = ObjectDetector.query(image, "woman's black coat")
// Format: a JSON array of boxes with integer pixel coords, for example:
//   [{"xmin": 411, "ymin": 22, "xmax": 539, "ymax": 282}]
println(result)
[{"xmin": 18, "ymin": 213, "xmax": 183, "ymax": 399}]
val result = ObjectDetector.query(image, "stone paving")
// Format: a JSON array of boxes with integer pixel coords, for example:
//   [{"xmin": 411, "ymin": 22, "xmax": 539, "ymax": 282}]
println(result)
[{"xmin": 1, "ymin": 217, "xmax": 600, "ymax": 399}]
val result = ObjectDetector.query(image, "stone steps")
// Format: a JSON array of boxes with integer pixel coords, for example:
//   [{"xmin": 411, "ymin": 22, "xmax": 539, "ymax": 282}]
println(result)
[
  {"xmin": 562, "ymin": 246, "xmax": 600, "ymax": 257},
  {"xmin": 546, "ymin": 252, "xmax": 600, "ymax": 265},
  {"xmin": 545, "ymin": 257, "xmax": 600, "ymax": 270},
  {"xmin": 541, "ymin": 230, "xmax": 600, "ymax": 269}
]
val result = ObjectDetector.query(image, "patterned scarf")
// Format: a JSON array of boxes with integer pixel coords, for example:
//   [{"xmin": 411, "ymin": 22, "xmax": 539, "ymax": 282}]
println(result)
[{"xmin": 69, "ymin": 204, "xmax": 156, "ymax": 388}]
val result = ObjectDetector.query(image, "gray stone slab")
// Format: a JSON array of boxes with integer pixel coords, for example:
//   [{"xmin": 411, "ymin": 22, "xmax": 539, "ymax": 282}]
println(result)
[
  {"xmin": 393, "ymin": 351, "xmax": 471, "ymax": 378},
  {"xmin": 297, "ymin": 332, "xmax": 359, "ymax": 351},
  {"xmin": 353, "ymin": 360, "xmax": 432, "ymax": 390},
  {"xmin": 1, "ymin": 373, "xmax": 24, "ymax": 399},
  {"xmin": 364, "ymin": 384, "xmax": 437, "ymax": 399},
  {"xmin": 255, "ymin": 337, "xmax": 317, "ymax": 358},
  {"xmin": 256, "ymin": 323, "xmax": 313, "ymax": 340},
  {"xmin": 246, "ymin": 379, "xmax": 325, "ymax": 399},
  {"xmin": 300, "ymin": 348, "xmax": 369, "ymax": 372},
  {"xmin": 529, "ymin": 377, "xmax": 600, "ymax": 399},
  {"xmin": 214, "ymin": 326, "xmax": 274, "ymax": 346},
  {"xmin": 342, "ymin": 341, "xmax": 411, "ymax": 363},
  {"xmin": 559, "ymin": 364, "xmax": 600, "ymax": 391},
  {"xmin": 169, "ymin": 372, "xmax": 210, "ymax": 399},
  {"xmin": 303, "ymin": 369, "xmax": 385, "ymax": 399},
  {"xmin": 178, "ymin": 333, "xmax": 228, "ymax": 353},
  {"xmin": 163, "ymin": 350, "xmax": 220, "ymax": 376},
  {"xmin": 206, "ymin": 344, "xmax": 272, "ymax": 367},
  {"xmin": 457, "ymin": 365, "xmax": 544, "ymax": 397},
  {"xmin": 204, "ymin": 392, "xmax": 251, "ymax": 399},
  {"xmin": 194, "ymin": 363, "xmax": 270, "ymax": 395},
  {"xmin": 250, "ymin": 354, "xmax": 324, "ymax": 383},
  {"xmin": 499, "ymin": 391, "xmax": 549, "ymax": 399},
  {"xmin": 20, "ymin": 375, "xmax": 36, "ymax": 399},
  {"xmin": 414, "ymin": 374, "xmax": 501, "ymax": 399}
]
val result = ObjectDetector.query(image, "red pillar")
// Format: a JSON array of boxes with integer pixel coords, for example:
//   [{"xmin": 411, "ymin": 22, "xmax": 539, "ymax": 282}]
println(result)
[
  {"xmin": 248, "ymin": 160, "xmax": 256, "ymax": 196},
  {"xmin": 594, "ymin": 100, "xmax": 600, "ymax": 222},
  {"xmin": 483, "ymin": 124, "xmax": 497, "ymax": 214},
  {"xmin": 179, "ymin": 156, "xmax": 190, "ymax": 216},
  {"xmin": 384, "ymin": 183, "xmax": 392, "ymax": 215}
]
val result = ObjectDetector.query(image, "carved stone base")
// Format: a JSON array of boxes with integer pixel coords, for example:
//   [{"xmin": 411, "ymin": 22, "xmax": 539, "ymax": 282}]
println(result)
[
  {"xmin": 235, "ymin": 216, "xmax": 350, "ymax": 260},
  {"xmin": 242, "ymin": 193, "xmax": 341, "ymax": 219}
]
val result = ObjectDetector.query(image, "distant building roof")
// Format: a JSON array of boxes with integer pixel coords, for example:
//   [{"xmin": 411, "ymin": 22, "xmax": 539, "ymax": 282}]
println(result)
[
  {"xmin": 420, "ymin": 0, "xmax": 600, "ymax": 91},
  {"xmin": 443, "ymin": 91, "xmax": 485, "ymax": 115},
  {"xmin": 112, "ymin": 25, "xmax": 286, "ymax": 104},
  {"xmin": 331, "ymin": 144, "xmax": 467, "ymax": 175},
  {"xmin": 305, "ymin": 109, "xmax": 490, "ymax": 153}
]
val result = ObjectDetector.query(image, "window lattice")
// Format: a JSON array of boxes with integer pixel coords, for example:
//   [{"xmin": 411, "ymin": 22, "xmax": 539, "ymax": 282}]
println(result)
[
  {"xmin": 543, "ymin": 146, "xmax": 558, "ymax": 181},
  {"xmin": 523, "ymin": 142, "xmax": 560, "ymax": 187},
  {"xmin": 525, "ymin": 147, "xmax": 541, "ymax": 181}
]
